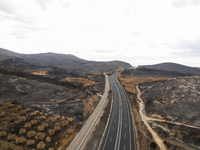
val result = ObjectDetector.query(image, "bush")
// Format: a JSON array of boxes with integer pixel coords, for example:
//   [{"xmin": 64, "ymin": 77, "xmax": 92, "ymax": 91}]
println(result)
[
  {"xmin": 49, "ymin": 148, "xmax": 54, "ymax": 150},
  {"xmin": 35, "ymin": 132, "xmax": 45, "ymax": 140},
  {"xmin": 0, "ymin": 102, "xmax": 4, "ymax": 106},
  {"xmin": 61, "ymin": 120, "xmax": 69, "ymax": 127},
  {"xmin": 24, "ymin": 122, "xmax": 31, "ymax": 128},
  {"xmin": 51, "ymin": 118, "xmax": 57, "ymax": 123},
  {"xmin": 30, "ymin": 112, "xmax": 37, "ymax": 116},
  {"xmin": 66, "ymin": 129, "xmax": 73, "ymax": 135},
  {"xmin": 54, "ymin": 126, "xmax": 61, "ymax": 132},
  {"xmin": 39, "ymin": 116, "xmax": 46, "ymax": 120},
  {"xmin": 7, "ymin": 133, "xmax": 17, "ymax": 140},
  {"xmin": 55, "ymin": 115, "xmax": 61, "ymax": 120},
  {"xmin": 19, "ymin": 128, "xmax": 26, "ymax": 134},
  {"xmin": 14, "ymin": 146, "xmax": 24, "ymax": 150},
  {"xmin": 17, "ymin": 105, "xmax": 23, "ymax": 111},
  {"xmin": 27, "ymin": 140, "xmax": 35, "ymax": 146},
  {"xmin": 26, "ymin": 108, "xmax": 30, "ymax": 112},
  {"xmin": 27, "ymin": 131, "xmax": 36, "ymax": 138},
  {"xmin": 0, "ymin": 131, "xmax": 6, "ymax": 137},
  {"xmin": 15, "ymin": 136, "xmax": 26, "ymax": 144},
  {"xmin": 38, "ymin": 126, "xmax": 44, "ymax": 132},
  {"xmin": 30, "ymin": 120, "xmax": 37, "ymax": 125},
  {"xmin": 19, "ymin": 110, "xmax": 27, "ymax": 115},
  {"xmin": 44, "ymin": 113, "xmax": 48, "ymax": 116},
  {"xmin": 0, "ymin": 111, "xmax": 6, "ymax": 117},
  {"xmin": 48, "ymin": 129, "xmax": 55, "ymax": 136},
  {"xmin": 46, "ymin": 136, "xmax": 51, "ymax": 143},
  {"xmin": 15, "ymin": 116, "xmax": 26, "ymax": 125},
  {"xmin": 10, "ymin": 115, "xmax": 17, "ymax": 121},
  {"xmin": 0, "ymin": 121, "xmax": 7, "ymax": 128},
  {"xmin": 37, "ymin": 141, "xmax": 45, "ymax": 149},
  {"xmin": 41, "ymin": 122, "xmax": 49, "ymax": 128},
  {"xmin": 68, "ymin": 118, "xmax": 73, "ymax": 122},
  {"xmin": 3, "ymin": 116, "xmax": 11, "ymax": 122},
  {"xmin": 39, "ymin": 112, "xmax": 44, "ymax": 115}
]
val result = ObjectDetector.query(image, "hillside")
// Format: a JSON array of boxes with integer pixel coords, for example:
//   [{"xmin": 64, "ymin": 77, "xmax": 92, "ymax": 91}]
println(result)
[
  {"xmin": 139, "ymin": 62, "xmax": 200, "ymax": 76},
  {"xmin": 0, "ymin": 48, "xmax": 131, "ymax": 74}
]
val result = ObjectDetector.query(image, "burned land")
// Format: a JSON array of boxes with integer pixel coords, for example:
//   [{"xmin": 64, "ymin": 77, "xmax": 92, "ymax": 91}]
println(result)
[{"xmin": 119, "ymin": 68, "xmax": 200, "ymax": 150}]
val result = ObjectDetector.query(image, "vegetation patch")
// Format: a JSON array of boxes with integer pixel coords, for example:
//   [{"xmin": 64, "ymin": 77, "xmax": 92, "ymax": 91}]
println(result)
[
  {"xmin": 0, "ymin": 101, "xmax": 78, "ymax": 150},
  {"xmin": 60, "ymin": 77, "xmax": 98, "ymax": 87}
]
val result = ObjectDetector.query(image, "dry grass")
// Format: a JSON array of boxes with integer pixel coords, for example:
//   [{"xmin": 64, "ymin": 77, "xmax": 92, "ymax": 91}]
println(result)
[
  {"xmin": 28, "ymin": 70, "xmax": 48, "ymax": 76},
  {"xmin": 118, "ymin": 75, "xmax": 168, "ymax": 94},
  {"xmin": 60, "ymin": 77, "xmax": 98, "ymax": 87}
]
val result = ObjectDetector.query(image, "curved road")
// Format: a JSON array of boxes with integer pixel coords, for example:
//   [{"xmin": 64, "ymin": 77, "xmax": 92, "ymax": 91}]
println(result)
[
  {"xmin": 67, "ymin": 73, "xmax": 109, "ymax": 150},
  {"xmin": 100, "ymin": 73, "xmax": 134, "ymax": 150}
]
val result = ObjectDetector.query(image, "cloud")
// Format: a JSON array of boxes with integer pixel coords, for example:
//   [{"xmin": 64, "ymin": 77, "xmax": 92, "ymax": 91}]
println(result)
[
  {"xmin": 172, "ymin": 39, "xmax": 200, "ymax": 56},
  {"xmin": 35, "ymin": 0, "xmax": 50, "ymax": 10},
  {"xmin": 172, "ymin": 0, "xmax": 200, "ymax": 7},
  {"xmin": 0, "ymin": 0, "xmax": 17, "ymax": 14}
]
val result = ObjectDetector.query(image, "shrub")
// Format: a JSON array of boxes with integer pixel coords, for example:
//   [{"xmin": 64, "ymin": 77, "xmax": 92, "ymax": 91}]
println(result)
[
  {"xmin": 14, "ymin": 146, "xmax": 23, "ymax": 150},
  {"xmin": 51, "ymin": 117, "xmax": 57, "ymax": 123},
  {"xmin": 19, "ymin": 110, "xmax": 27, "ymax": 115},
  {"xmin": 35, "ymin": 132, "xmax": 45, "ymax": 140},
  {"xmin": 21, "ymin": 104, "xmax": 27, "ymax": 109},
  {"xmin": 61, "ymin": 120, "xmax": 69, "ymax": 127},
  {"xmin": 30, "ymin": 112, "xmax": 37, "ymax": 116},
  {"xmin": 2, "ymin": 104, "xmax": 8, "ymax": 110},
  {"xmin": 27, "ymin": 131, "xmax": 36, "ymax": 138},
  {"xmin": 39, "ymin": 112, "xmax": 44, "ymax": 115},
  {"xmin": 3, "ymin": 116, "xmax": 11, "ymax": 122},
  {"xmin": 68, "ymin": 118, "xmax": 73, "ymax": 122},
  {"xmin": 169, "ymin": 132, "xmax": 175, "ymax": 139},
  {"xmin": 24, "ymin": 122, "xmax": 31, "ymax": 128},
  {"xmin": 54, "ymin": 126, "xmax": 61, "ymax": 132},
  {"xmin": 26, "ymin": 108, "xmax": 30, "ymax": 112},
  {"xmin": 15, "ymin": 136, "xmax": 26, "ymax": 144},
  {"xmin": 61, "ymin": 116, "xmax": 65, "ymax": 120},
  {"xmin": 37, "ymin": 141, "xmax": 45, "ymax": 149},
  {"xmin": 46, "ymin": 136, "xmax": 51, "ymax": 142},
  {"xmin": 7, "ymin": 133, "xmax": 17, "ymax": 140},
  {"xmin": 10, "ymin": 115, "xmax": 17, "ymax": 121},
  {"xmin": 38, "ymin": 126, "xmax": 44, "ymax": 132},
  {"xmin": 48, "ymin": 129, "xmax": 55, "ymax": 136},
  {"xmin": 15, "ymin": 116, "xmax": 26, "ymax": 124},
  {"xmin": 49, "ymin": 148, "xmax": 54, "ymax": 150},
  {"xmin": 17, "ymin": 105, "xmax": 23, "ymax": 111},
  {"xmin": 55, "ymin": 141, "xmax": 58, "ymax": 146},
  {"xmin": 0, "ymin": 111, "xmax": 6, "ymax": 117},
  {"xmin": 0, "ymin": 102, "xmax": 4, "ymax": 106},
  {"xmin": 55, "ymin": 115, "xmax": 61, "ymax": 120},
  {"xmin": 0, "ymin": 121, "xmax": 7, "ymax": 128},
  {"xmin": 30, "ymin": 120, "xmax": 37, "ymax": 125},
  {"xmin": 41, "ymin": 122, "xmax": 49, "ymax": 128},
  {"xmin": 35, "ymin": 110, "xmax": 39, "ymax": 114},
  {"xmin": 66, "ymin": 129, "xmax": 73, "ymax": 135},
  {"xmin": 0, "ymin": 131, "xmax": 6, "ymax": 137},
  {"xmin": 19, "ymin": 128, "xmax": 26, "ymax": 134},
  {"xmin": 27, "ymin": 140, "xmax": 35, "ymax": 146},
  {"xmin": 39, "ymin": 116, "xmax": 46, "ymax": 120}
]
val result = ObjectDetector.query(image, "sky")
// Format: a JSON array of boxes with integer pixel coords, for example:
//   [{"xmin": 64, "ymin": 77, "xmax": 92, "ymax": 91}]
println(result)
[{"xmin": 0, "ymin": 0, "xmax": 200, "ymax": 67}]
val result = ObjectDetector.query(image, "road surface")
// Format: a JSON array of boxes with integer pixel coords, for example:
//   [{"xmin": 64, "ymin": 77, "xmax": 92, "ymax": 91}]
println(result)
[
  {"xmin": 67, "ymin": 73, "xmax": 109, "ymax": 150},
  {"xmin": 100, "ymin": 73, "xmax": 134, "ymax": 150}
]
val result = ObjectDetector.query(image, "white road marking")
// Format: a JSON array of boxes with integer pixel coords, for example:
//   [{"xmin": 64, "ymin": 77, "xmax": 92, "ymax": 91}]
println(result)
[
  {"xmin": 125, "ymin": 124, "xmax": 126, "ymax": 128},
  {"xmin": 124, "ymin": 145, "xmax": 126, "ymax": 150}
]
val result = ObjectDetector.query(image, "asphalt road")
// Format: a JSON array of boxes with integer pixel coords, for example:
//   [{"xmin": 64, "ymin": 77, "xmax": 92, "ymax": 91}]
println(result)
[
  {"xmin": 67, "ymin": 73, "xmax": 109, "ymax": 150},
  {"xmin": 100, "ymin": 73, "xmax": 134, "ymax": 150}
]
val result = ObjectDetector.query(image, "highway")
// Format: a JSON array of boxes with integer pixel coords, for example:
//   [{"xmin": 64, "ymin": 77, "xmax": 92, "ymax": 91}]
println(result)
[
  {"xmin": 100, "ymin": 73, "xmax": 134, "ymax": 150},
  {"xmin": 67, "ymin": 73, "xmax": 109, "ymax": 150}
]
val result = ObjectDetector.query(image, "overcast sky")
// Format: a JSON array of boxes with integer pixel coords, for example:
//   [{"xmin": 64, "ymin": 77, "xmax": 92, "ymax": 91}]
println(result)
[{"xmin": 0, "ymin": 0, "xmax": 200, "ymax": 67}]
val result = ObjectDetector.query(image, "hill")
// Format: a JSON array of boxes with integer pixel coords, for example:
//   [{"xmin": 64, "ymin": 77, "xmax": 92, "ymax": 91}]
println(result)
[
  {"xmin": 0, "ymin": 48, "xmax": 131, "ymax": 74},
  {"xmin": 139, "ymin": 62, "xmax": 200, "ymax": 76}
]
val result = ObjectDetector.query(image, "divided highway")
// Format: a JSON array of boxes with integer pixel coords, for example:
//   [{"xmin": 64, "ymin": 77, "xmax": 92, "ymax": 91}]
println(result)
[{"xmin": 100, "ymin": 73, "xmax": 134, "ymax": 150}]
